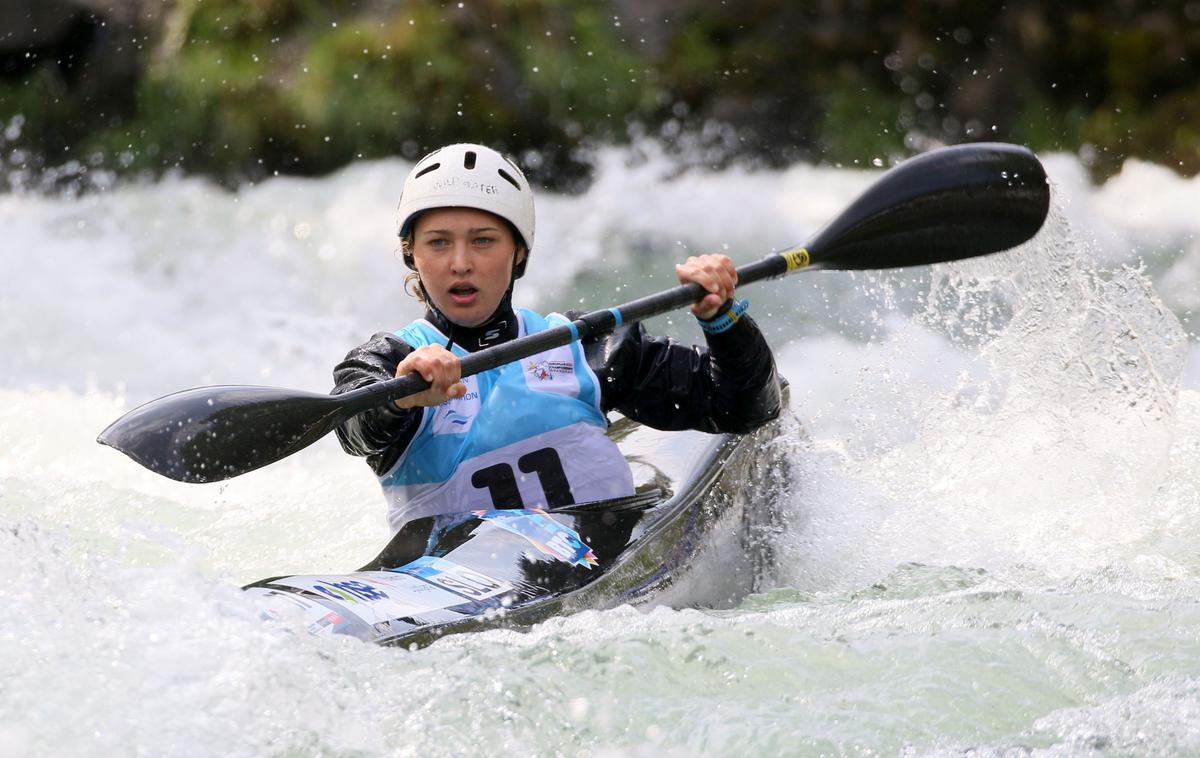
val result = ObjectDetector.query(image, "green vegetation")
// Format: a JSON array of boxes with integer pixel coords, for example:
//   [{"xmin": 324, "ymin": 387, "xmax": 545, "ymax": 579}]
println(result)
[{"xmin": 1, "ymin": 0, "xmax": 1198, "ymax": 189}]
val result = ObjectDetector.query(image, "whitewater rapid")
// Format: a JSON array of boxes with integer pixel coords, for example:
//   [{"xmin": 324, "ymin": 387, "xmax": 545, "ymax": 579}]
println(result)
[{"xmin": 2, "ymin": 148, "xmax": 1198, "ymax": 755}]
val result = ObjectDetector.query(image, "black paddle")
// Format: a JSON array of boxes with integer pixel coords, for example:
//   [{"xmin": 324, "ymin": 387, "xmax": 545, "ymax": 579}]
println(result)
[{"xmin": 98, "ymin": 142, "xmax": 1051, "ymax": 483}]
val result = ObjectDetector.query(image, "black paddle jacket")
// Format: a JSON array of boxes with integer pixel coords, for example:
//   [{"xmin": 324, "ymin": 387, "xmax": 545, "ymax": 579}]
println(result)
[{"xmin": 332, "ymin": 303, "xmax": 781, "ymax": 476}]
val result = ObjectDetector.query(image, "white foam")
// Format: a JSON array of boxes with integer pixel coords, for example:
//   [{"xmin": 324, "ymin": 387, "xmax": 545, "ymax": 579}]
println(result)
[{"xmin": 774, "ymin": 204, "xmax": 1196, "ymax": 588}]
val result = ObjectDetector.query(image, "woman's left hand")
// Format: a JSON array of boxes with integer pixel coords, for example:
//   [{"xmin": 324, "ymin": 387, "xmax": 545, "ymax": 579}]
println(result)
[{"xmin": 676, "ymin": 253, "xmax": 738, "ymax": 320}]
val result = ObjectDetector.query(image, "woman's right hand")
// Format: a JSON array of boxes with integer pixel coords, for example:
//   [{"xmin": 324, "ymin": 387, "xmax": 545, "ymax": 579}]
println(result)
[{"xmin": 393, "ymin": 344, "xmax": 467, "ymax": 408}]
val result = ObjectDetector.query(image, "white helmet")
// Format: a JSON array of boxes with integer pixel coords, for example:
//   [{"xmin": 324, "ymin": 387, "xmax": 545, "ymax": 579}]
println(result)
[{"xmin": 397, "ymin": 143, "xmax": 535, "ymax": 277}]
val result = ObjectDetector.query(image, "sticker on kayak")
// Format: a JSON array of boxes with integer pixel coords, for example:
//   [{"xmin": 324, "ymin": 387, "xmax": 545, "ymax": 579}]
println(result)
[
  {"xmin": 476, "ymin": 509, "xmax": 598, "ymax": 569},
  {"xmin": 270, "ymin": 571, "xmax": 469, "ymax": 625},
  {"xmin": 394, "ymin": 556, "xmax": 512, "ymax": 600},
  {"xmin": 243, "ymin": 586, "xmax": 354, "ymax": 637}
]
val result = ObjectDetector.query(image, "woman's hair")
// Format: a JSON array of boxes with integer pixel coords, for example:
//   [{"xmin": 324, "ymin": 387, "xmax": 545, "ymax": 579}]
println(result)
[{"xmin": 398, "ymin": 233, "xmax": 427, "ymax": 303}]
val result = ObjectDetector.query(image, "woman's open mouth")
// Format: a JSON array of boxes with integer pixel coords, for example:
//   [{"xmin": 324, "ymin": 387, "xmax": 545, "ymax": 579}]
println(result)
[{"xmin": 448, "ymin": 283, "xmax": 479, "ymax": 306}]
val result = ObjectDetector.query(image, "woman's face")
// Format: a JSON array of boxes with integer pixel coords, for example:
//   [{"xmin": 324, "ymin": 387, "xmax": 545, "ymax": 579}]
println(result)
[{"xmin": 410, "ymin": 207, "xmax": 525, "ymax": 328}]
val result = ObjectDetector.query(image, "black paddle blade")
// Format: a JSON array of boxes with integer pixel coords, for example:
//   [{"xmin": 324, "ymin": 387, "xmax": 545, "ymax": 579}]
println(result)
[
  {"xmin": 97, "ymin": 386, "xmax": 348, "ymax": 483},
  {"xmin": 807, "ymin": 142, "xmax": 1050, "ymax": 270}
]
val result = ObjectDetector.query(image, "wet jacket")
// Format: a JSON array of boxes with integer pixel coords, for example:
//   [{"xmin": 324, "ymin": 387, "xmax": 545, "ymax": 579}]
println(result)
[{"xmin": 332, "ymin": 305, "xmax": 782, "ymax": 477}]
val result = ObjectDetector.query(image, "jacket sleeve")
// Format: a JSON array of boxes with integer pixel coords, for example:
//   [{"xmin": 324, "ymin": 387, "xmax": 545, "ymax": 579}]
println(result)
[
  {"xmin": 331, "ymin": 331, "xmax": 423, "ymax": 476},
  {"xmin": 581, "ymin": 310, "xmax": 782, "ymax": 434}
]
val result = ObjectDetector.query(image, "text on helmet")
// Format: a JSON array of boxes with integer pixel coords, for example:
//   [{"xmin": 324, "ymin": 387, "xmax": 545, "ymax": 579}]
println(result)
[{"xmin": 432, "ymin": 176, "xmax": 499, "ymax": 194}]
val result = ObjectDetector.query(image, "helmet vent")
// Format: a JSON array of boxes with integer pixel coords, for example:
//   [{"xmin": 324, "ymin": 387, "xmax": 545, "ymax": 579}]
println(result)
[
  {"xmin": 463, "ymin": 151, "xmax": 477, "ymax": 169},
  {"xmin": 497, "ymin": 168, "xmax": 520, "ymax": 189},
  {"xmin": 414, "ymin": 162, "xmax": 440, "ymax": 179}
]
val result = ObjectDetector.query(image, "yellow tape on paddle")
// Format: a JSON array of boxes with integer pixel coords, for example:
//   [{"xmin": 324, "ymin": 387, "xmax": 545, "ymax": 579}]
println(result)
[{"xmin": 781, "ymin": 247, "xmax": 811, "ymax": 271}]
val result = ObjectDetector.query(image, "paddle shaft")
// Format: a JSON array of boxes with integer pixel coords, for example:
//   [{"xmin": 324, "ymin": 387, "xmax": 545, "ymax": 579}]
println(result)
[{"xmin": 339, "ymin": 252, "xmax": 801, "ymax": 414}]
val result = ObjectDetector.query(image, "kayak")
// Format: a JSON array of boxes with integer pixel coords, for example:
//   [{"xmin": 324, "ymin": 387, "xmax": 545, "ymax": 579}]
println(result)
[{"xmin": 243, "ymin": 406, "xmax": 792, "ymax": 648}]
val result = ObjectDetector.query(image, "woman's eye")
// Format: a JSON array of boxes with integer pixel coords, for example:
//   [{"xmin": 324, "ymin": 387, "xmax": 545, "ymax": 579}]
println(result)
[{"xmin": 473, "ymin": 237, "xmax": 495, "ymax": 246}]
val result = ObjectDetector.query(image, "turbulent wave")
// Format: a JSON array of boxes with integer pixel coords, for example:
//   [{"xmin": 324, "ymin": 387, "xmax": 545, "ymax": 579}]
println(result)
[{"xmin": 773, "ymin": 195, "xmax": 1197, "ymax": 592}]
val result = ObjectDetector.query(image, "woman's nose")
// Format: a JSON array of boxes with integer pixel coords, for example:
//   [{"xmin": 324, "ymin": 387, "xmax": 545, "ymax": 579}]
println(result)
[{"xmin": 449, "ymin": 241, "xmax": 472, "ymax": 272}]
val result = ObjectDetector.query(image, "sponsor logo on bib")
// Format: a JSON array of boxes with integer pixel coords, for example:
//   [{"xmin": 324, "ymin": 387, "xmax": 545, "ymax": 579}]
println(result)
[
  {"xmin": 521, "ymin": 346, "xmax": 581, "ymax": 395},
  {"xmin": 525, "ymin": 359, "xmax": 573, "ymax": 381},
  {"xmin": 431, "ymin": 377, "xmax": 481, "ymax": 435}
]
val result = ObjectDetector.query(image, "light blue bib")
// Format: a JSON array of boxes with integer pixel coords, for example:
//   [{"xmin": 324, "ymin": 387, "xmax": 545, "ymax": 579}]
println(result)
[{"xmin": 379, "ymin": 308, "xmax": 635, "ymax": 532}]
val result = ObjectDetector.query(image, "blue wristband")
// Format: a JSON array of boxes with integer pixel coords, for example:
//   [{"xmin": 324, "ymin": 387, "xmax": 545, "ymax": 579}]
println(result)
[{"xmin": 697, "ymin": 298, "xmax": 749, "ymax": 334}]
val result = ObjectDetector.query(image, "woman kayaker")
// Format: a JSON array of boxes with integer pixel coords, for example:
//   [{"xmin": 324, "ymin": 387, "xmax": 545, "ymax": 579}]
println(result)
[{"xmin": 333, "ymin": 143, "xmax": 781, "ymax": 533}]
